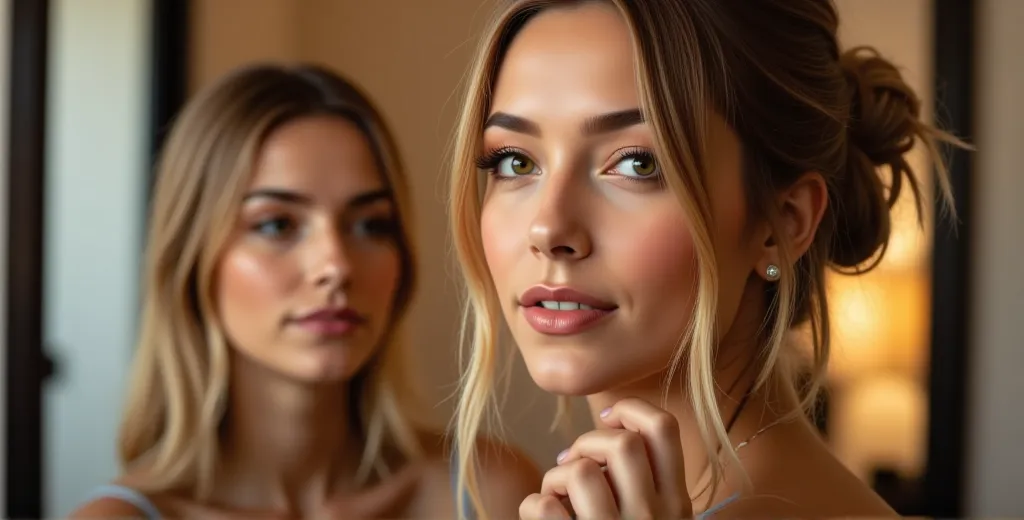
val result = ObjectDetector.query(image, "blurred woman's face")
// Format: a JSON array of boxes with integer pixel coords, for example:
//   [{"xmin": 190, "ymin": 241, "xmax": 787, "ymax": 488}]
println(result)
[{"xmin": 216, "ymin": 116, "xmax": 402, "ymax": 383}]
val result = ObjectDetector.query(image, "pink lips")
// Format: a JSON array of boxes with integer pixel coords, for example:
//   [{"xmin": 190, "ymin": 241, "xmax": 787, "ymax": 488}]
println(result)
[
  {"xmin": 518, "ymin": 286, "xmax": 617, "ymax": 336},
  {"xmin": 291, "ymin": 307, "xmax": 366, "ymax": 336}
]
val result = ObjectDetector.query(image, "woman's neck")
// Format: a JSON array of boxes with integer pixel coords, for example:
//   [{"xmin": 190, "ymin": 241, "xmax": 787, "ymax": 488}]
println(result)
[
  {"xmin": 216, "ymin": 352, "xmax": 357, "ymax": 513},
  {"xmin": 586, "ymin": 284, "xmax": 803, "ymax": 508}
]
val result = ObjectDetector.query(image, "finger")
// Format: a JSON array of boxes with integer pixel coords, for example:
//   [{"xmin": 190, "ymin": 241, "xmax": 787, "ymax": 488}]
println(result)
[
  {"xmin": 598, "ymin": 397, "xmax": 691, "ymax": 517},
  {"xmin": 541, "ymin": 458, "xmax": 617, "ymax": 519},
  {"xmin": 519, "ymin": 493, "xmax": 571, "ymax": 520},
  {"xmin": 556, "ymin": 429, "xmax": 657, "ymax": 518}
]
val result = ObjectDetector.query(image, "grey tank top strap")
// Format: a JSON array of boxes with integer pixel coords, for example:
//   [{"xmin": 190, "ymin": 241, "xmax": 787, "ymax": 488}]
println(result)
[{"xmin": 86, "ymin": 484, "xmax": 161, "ymax": 519}]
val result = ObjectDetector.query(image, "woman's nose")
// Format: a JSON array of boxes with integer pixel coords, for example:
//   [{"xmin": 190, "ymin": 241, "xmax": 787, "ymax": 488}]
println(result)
[{"xmin": 527, "ymin": 169, "xmax": 593, "ymax": 262}]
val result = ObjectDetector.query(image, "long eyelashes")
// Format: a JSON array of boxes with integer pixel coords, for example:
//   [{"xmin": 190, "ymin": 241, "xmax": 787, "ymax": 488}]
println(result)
[
  {"xmin": 610, "ymin": 146, "xmax": 661, "ymax": 184},
  {"xmin": 475, "ymin": 146, "xmax": 662, "ymax": 184},
  {"xmin": 474, "ymin": 146, "xmax": 524, "ymax": 171}
]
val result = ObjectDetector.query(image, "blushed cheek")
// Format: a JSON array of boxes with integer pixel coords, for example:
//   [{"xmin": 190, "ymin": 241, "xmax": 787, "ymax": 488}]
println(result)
[
  {"xmin": 615, "ymin": 210, "xmax": 698, "ymax": 335},
  {"xmin": 357, "ymin": 249, "xmax": 401, "ymax": 320},
  {"xmin": 216, "ymin": 247, "xmax": 288, "ymax": 343},
  {"xmin": 479, "ymin": 205, "xmax": 523, "ymax": 296}
]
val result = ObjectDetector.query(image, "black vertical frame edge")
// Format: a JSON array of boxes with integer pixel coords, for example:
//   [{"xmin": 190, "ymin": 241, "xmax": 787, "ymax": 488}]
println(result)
[
  {"xmin": 925, "ymin": 0, "xmax": 975, "ymax": 517},
  {"xmin": 5, "ymin": 0, "xmax": 49, "ymax": 516},
  {"xmin": 148, "ymin": 0, "xmax": 189, "ymax": 197}
]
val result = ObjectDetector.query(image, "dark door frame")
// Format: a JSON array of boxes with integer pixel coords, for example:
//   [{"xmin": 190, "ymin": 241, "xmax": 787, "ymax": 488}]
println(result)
[
  {"xmin": 148, "ymin": 0, "xmax": 189, "ymax": 197},
  {"xmin": 5, "ymin": 0, "xmax": 51, "ymax": 516},
  {"xmin": 923, "ymin": 0, "xmax": 976, "ymax": 517},
  {"xmin": 3, "ymin": 0, "xmax": 188, "ymax": 515}
]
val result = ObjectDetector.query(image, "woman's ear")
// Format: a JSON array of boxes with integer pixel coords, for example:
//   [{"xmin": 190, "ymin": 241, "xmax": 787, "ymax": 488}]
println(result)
[{"xmin": 756, "ymin": 172, "xmax": 829, "ymax": 279}]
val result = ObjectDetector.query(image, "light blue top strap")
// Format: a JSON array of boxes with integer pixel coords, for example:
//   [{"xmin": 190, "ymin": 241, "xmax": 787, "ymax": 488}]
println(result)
[
  {"xmin": 86, "ymin": 484, "xmax": 161, "ymax": 519},
  {"xmin": 697, "ymin": 491, "xmax": 740, "ymax": 519},
  {"xmin": 450, "ymin": 450, "xmax": 475, "ymax": 519}
]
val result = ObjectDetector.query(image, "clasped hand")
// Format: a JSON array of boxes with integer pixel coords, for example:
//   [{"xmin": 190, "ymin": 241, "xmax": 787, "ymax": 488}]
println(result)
[{"xmin": 519, "ymin": 397, "xmax": 693, "ymax": 520}]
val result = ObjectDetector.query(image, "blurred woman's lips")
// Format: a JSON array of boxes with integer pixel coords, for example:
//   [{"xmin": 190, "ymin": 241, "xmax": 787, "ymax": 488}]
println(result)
[{"xmin": 290, "ymin": 306, "xmax": 366, "ymax": 336}]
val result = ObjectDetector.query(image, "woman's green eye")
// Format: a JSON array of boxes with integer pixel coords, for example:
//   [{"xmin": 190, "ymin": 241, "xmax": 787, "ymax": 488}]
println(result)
[
  {"xmin": 613, "ymin": 153, "xmax": 659, "ymax": 178},
  {"xmin": 631, "ymin": 156, "xmax": 656, "ymax": 176},
  {"xmin": 497, "ymin": 154, "xmax": 537, "ymax": 176}
]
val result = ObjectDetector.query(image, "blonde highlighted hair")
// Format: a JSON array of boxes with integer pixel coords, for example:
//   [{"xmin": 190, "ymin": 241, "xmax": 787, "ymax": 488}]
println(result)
[
  {"xmin": 119, "ymin": 63, "xmax": 422, "ymax": 497},
  {"xmin": 449, "ymin": 1, "xmax": 967, "ymax": 518}
]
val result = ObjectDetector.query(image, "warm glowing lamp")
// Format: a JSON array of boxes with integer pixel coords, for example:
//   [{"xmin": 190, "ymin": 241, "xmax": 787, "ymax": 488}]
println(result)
[
  {"xmin": 827, "ymin": 270, "xmax": 930, "ymax": 382},
  {"xmin": 823, "ymin": 150, "xmax": 935, "ymax": 485},
  {"xmin": 829, "ymin": 373, "xmax": 928, "ymax": 481}
]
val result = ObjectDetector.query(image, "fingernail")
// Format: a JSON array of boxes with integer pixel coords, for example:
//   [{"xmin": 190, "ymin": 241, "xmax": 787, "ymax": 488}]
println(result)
[
  {"xmin": 600, "ymin": 407, "xmax": 612, "ymax": 418},
  {"xmin": 556, "ymin": 449, "xmax": 569, "ymax": 463}
]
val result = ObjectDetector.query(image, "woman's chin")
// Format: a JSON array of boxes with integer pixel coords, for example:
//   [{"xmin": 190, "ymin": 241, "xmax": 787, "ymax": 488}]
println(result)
[
  {"xmin": 521, "ymin": 350, "xmax": 668, "ymax": 398},
  {"xmin": 525, "ymin": 362, "xmax": 612, "ymax": 397}
]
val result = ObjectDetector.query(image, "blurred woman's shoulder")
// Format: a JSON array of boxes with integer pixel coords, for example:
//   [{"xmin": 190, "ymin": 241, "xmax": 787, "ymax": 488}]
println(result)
[
  {"xmin": 66, "ymin": 476, "xmax": 162, "ymax": 519},
  {"xmin": 413, "ymin": 429, "xmax": 541, "ymax": 516}
]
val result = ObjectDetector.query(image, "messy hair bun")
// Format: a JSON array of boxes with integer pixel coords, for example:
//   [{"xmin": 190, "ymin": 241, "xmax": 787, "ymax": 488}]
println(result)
[{"xmin": 830, "ymin": 46, "xmax": 929, "ymax": 269}]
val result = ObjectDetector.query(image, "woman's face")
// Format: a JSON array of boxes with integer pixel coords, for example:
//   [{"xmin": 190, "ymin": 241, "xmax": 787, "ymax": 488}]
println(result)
[
  {"xmin": 216, "ymin": 115, "xmax": 402, "ymax": 383},
  {"xmin": 479, "ymin": 3, "xmax": 764, "ymax": 396}
]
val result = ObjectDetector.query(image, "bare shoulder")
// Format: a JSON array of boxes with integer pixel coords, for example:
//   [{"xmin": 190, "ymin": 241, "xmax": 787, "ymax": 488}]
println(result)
[
  {"xmin": 413, "ymin": 430, "xmax": 541, "ymax": 518},
  {"xmin": 472, "ymin": 434, "xmax": 543, "ymax": 490},
  {"xmin": 469, "ymin": 434, "xmax": 543, "ymax": 520},
  {"xmin": 69, "ymin": 497, "xmax": 149, "ymax": 519},
  {"xmin": 414, "ymin": 430, "xmax": 541, "ymax": 481},
  {"xmin": 720, "ymin": 423, "xmax": 898, "ymax": 518},
  {"xmin": 67, "ymin": 481, "xmax": 154, "ymax": 519},
  {"xmin": 715, "ymin": 489, "xmax": 894, "ymax": 520}
]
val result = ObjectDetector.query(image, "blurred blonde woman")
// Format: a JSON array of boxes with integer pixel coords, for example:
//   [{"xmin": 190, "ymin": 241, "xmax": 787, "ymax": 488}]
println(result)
[
  {"xmin": 72, "ymin": 63, "xmax": 539, "ymax": 519},
  {"xmin": 448, "ymin": 1, "xmax": 967, "ymax": 519}
]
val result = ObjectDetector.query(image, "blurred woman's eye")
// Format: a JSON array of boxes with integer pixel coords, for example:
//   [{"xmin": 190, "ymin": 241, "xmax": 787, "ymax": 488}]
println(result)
[
  {"xmin": 251, "ymin": 216, "xmax": 297, "ymax": 240},
  {"xmin": 353, "ymin": 216, "xmax": 399, "ymax": 239}
]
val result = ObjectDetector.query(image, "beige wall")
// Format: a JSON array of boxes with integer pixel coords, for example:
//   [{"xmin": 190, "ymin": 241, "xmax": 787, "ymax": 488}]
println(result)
[
  {"xmin": 966, "ymin": 0, "xmax": 1024, "ymax": 515},
  {"xmin": 190, "ymin": 0, "xmax": 301, "ymax": 91}
]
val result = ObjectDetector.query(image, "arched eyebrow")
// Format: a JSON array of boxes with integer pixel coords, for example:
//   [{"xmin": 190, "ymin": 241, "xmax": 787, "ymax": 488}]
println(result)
[
  {"xmin": 483, "ymin": 112, "xmax": 541, "ymax": 136},
  {"xmin": 483, "ymin": 108, "xmax": 644, "ymax": 137},
  {"xmin": 581, "ymin": 108, "xmax": 644, "ymax": 135},
  {"xmin": 243, "ymin": 187, "xmax": 391, "ymax": 209}
]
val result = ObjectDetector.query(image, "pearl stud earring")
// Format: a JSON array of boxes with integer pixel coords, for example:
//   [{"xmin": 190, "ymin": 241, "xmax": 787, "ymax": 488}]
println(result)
[{"xmin": 766, "ymin": 264, "xmax": 780, "ymax": 281}]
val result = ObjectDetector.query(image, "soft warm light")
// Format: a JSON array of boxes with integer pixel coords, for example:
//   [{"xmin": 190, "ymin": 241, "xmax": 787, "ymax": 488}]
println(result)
[
  {"xmin": 879, "ymin": 146, "xmax": 935, "ymax": 270},
  {"xmin": 830, "ymin": 373, "xmax": 928, "ymax": 482},
  {"xmin": 823, "ymin": 151, "xmax": 935, "ymax": 485},
  {"xmin": 828, "ymin": 0, "xmax": 937, "ymax": 489},
  {"xmin": 827, "ymin": 270, "xmax": 930, "ymax": 382}
]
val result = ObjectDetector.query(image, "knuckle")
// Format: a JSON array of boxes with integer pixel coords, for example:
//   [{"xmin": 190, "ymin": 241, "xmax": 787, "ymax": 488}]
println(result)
[
  {"xmin": 613, "ymin": 431, "xmax": 646, "ymax": 457},
  {"xmin": 569, "ymin": 458, "xmax": 604, "ymax": 482},
  {"xmin": 520, "ymin": 493, "xmax": 568, "ymax": 520},
  {"xmin": 537, "ymin": 495, "xmax": 566, "ymax": 518},
  {"xmin": 519, "ymin": 493, "xmax": 542, "ymax": 519},
  {"xmin": 540, "ymin": 469, "xmax": 559, "ymax": 491},
  {"xmin": 650, "ymin": 411, "xmax": 680, "ymax": 437},
  {"xmin": 574, "ymin": 428, "xmax": 599, "ymax": 445}
]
